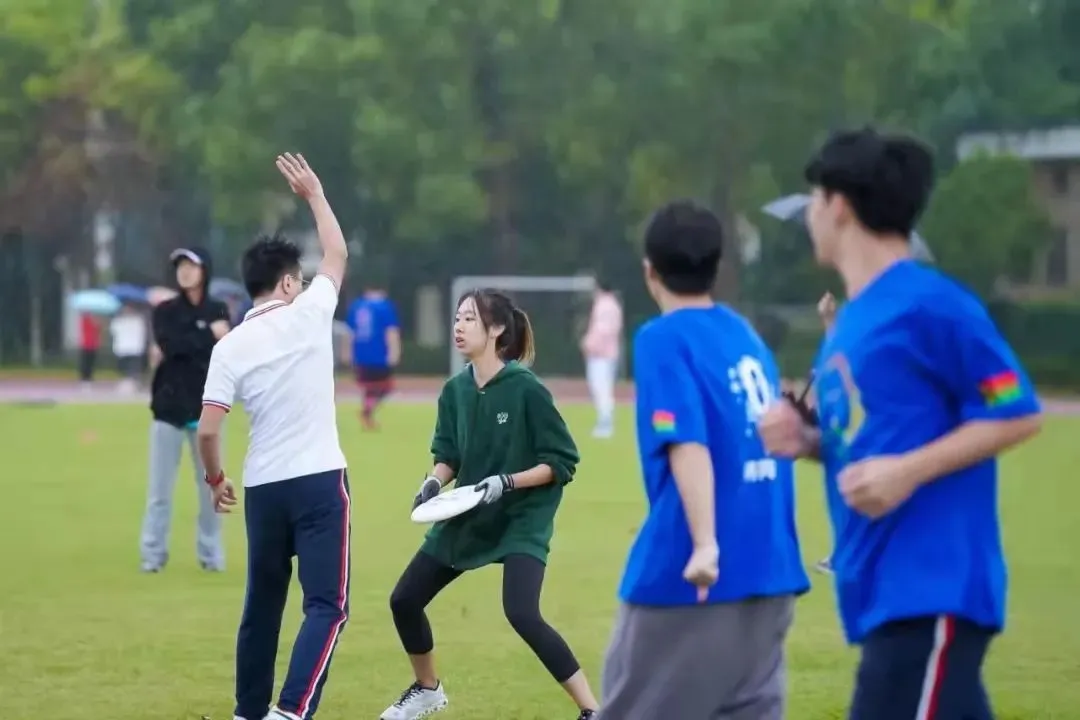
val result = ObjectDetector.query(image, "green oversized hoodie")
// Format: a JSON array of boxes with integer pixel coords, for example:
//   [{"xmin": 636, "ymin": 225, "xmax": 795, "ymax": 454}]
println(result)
[{"xmin": 420, "ymin": 362, "xmax": 580, "ymax": 570}]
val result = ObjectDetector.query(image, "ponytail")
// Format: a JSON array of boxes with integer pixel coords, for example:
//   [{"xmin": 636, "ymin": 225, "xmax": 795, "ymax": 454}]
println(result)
[{"xmin": 504, "ymin": 306, "xmax": 535, "ymax": 366}]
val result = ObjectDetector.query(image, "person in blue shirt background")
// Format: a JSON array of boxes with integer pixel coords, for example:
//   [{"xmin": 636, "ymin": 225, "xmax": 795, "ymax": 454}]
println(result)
[
  {"xmin": 597, "ymin": 201, "xmax": 809, "ymax": 720},
  {"xmin": 344, "ymin": 283, "xmax": 401, "ymax": 430},
  {"xmin": 759, "ymin": 127, "xmax": 1043, "ymax": 720}
]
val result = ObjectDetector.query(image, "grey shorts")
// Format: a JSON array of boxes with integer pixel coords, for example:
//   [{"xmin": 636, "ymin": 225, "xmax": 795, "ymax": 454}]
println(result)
[{"xmin": 597, "ymin": 595, "xmax": 796, "ymax": 720}]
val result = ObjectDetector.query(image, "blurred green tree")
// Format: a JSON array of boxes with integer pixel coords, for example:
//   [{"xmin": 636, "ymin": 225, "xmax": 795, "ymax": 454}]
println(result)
[{"xmin": 921, "ymin": 153, "xmax": 1054, "ymax": 297}]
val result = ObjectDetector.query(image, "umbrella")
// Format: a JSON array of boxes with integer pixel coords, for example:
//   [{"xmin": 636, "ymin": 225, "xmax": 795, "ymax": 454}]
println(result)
[
  {"xmin": 332, "ymin": 320, "xmax": 352, "ymax": 339},
  {"xmin": 209, "ymin": 277, "xmax": 248, "ymax": 301},
  {"xmin": 106, "ymin": 283, "xmax": 150, "ymax": 304},
  {"xmin": 761, "ymin": 193, "xmax": 934, "ymax": 262},
  {"xmin": 147, "ymin": 286, "xmax": 178, "ymax": 306},
  {"xmin": 69, "ymin": 289, "xmax": 121, "ymax": 316}
]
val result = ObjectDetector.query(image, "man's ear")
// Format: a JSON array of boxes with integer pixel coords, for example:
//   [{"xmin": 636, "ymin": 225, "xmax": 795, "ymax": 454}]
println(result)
[{"xmin": 829, "ymin": 192, "xmax": 854, "ymax": 227}]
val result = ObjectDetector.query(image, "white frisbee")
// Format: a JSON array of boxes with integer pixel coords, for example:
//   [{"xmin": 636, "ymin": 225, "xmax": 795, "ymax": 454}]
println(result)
[{"xmin": 410, "ymin": 485, "xmax": 484, "ymax": 524}]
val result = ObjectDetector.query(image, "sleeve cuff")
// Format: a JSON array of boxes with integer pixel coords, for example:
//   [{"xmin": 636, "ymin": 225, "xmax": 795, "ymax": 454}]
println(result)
[
  {"xmin": 961, "ymin": 398, "xmax": 1041, "ymax": 423},
  {"xmin": 203, "ymin": 400, "xmax": 231, "ymax": 413},
  {"xmin": 550, "ymin": 463, "xmax": 574, "ymax": 486},
  {"xmin": 433, "ymin": 456, "xmax": 460, "ymax": 471}
]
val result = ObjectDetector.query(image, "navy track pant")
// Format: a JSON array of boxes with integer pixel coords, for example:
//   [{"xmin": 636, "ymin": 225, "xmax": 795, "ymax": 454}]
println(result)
[{"xmin": 235, "ymin": 469, "xmax": 351, "ymax": 720}]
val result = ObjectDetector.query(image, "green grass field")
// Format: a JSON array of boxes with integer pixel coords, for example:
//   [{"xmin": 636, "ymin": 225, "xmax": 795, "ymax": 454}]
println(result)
[{"xmin": 1, "ymin": 402, "xmax": 1078, "ymax": 720}]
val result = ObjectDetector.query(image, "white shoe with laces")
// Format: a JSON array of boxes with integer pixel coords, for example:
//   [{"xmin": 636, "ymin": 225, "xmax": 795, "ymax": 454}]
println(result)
[{"xmin": 380, "ymin": 681, "xmax": 448, "ymax": 720}]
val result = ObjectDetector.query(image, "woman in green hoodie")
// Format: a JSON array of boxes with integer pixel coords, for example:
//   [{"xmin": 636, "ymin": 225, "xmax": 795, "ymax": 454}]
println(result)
[{"xmin": 379, "ymin": 289, "xmax": 600, "ymax": 720}]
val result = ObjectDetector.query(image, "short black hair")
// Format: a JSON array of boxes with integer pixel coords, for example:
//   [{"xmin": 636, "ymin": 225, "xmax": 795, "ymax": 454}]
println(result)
[
  {"xmin": 643, "ymin": 200, "xmax": 723, "ymax": 295},
  {"xmin": 594, "ymin": 277, "xmax": 613, "ymax": 293},
  {"xmin": 804, "ymin": 126, "xmax": 935, "ymax": 237},
  {"xmin": 241, "ymin": 233, "xmax": 302, "ymax": 298}
]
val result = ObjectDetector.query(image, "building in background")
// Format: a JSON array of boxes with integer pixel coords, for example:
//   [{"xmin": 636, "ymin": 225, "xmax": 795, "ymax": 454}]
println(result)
[{"xmin": 957, "ymin": 126, "xmax": 1080, "ymax": 290}]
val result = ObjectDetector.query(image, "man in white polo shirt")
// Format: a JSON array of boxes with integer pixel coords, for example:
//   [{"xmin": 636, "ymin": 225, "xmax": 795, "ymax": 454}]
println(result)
[{"xmin": 196, "ymin": 153, "xmax": 350, "ymax": 720}]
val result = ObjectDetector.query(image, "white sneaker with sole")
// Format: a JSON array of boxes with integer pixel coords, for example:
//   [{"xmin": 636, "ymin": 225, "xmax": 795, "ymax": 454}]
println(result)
[
  {"xmin": 265, "ymin": 709, "xmax": 301, "ymax": 720},
  {"xmin": 379, "ymin": 681, "xmax": 448, "ymax": 720}
]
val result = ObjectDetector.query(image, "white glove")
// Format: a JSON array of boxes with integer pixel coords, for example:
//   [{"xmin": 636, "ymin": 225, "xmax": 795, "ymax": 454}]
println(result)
[{"xmin": 474, "ymin": 474, "xmax": 515, "ymax": 505}]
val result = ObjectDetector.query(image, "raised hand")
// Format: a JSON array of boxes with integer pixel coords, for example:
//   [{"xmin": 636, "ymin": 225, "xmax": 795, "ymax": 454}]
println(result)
[{"xmin": 275, "ymin": 152, "xmax": 324, "ymax": 200}]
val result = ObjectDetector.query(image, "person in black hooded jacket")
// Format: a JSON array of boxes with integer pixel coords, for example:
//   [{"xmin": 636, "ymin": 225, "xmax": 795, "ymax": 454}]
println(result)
[{"xmin": 138, "ymin": 246, "xmax": 231, "ymax": 573}]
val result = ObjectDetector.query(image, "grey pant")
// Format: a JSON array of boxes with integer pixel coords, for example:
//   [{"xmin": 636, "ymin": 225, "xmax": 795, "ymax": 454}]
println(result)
[
  {"xmin": 138, "ymin": 420, "xmax": 224, "ymax": 569},
  {"xmin": 598, "ymin": 596, "xmax": 795, "ymax": 720}
]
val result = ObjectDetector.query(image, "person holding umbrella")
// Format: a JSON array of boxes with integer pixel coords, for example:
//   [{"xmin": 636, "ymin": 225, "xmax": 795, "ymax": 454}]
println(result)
[
  {"xmin": 209, "ymin": 277, "xmax": 252, "ymax": 326},
  {"xmin": 110, "ymin": 303, "xmax": 148, "ymax": 393}
]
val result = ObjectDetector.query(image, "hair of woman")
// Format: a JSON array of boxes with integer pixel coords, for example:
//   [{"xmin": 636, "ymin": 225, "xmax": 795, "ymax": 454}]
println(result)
[{"xmin": 457, "ymin": 288, "xmax": 536, "ymax": 365}]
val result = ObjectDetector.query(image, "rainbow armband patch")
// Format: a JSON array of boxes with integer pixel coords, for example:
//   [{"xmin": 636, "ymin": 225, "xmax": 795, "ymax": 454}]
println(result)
[
  {"xmin": 652, "ymin": 410, "xmax": 676, "ymax": 433},
  {"xmin": 979, "ymin": 370, "xmax": 1023, "ymax": 407}
]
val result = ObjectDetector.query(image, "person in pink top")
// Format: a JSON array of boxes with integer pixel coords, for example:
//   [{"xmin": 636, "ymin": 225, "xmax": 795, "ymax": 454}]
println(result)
[{"xmin": 580, "ymin": 280, "xmax": 623, "ymax": 438}]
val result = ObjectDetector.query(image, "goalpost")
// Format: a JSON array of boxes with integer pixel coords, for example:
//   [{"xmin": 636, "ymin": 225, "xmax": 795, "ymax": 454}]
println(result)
[{"xmin": 448, "ymin": 275, "xmax": 598, "ymax": 376}]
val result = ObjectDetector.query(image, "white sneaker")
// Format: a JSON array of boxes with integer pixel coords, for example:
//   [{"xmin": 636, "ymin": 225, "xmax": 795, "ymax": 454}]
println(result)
[
  {"xmin": 379, "ymin": 681, "xmax": 448, "ymax": 720},
  {"xmin": 265, "ymin": 708, "xmax": 301, "ymax": 720},
  {"xmin": 591, "ymin": 424, "xmax": 613, "ymax": 439}
]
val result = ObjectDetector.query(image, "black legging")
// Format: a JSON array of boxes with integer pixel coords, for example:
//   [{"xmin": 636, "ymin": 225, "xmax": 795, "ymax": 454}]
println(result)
[{"xmin": 389, "ymin": 550, "xmax": 582, "ymax": 683}]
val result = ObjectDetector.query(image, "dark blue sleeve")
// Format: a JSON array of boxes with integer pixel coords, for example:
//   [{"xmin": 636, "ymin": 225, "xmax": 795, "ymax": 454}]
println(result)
[
  {"xmin": 935, "ymin": 297, "xmax": 1040, "ymax": 422},
  {"xmin": 633, "ymin": 327, "xmax": 707, "ymax": 455},
  {"xmin": 385, "ymin": 301, "xmax": 400, "ymax": 329}
]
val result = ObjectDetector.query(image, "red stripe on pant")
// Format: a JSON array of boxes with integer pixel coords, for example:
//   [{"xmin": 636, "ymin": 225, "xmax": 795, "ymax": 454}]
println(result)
[{"xmin": 916, "ymin": 615, "xmax": 956, "ymax": 720}]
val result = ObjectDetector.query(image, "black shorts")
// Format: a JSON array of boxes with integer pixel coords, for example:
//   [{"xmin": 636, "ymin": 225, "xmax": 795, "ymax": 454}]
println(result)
[
  {"xmin": 355, "ymin": 365, "xmax": 394, "ymax": 391},
  {"xmin": 849, "ymin": 616, "xmax": 995, "ymax": 720}
]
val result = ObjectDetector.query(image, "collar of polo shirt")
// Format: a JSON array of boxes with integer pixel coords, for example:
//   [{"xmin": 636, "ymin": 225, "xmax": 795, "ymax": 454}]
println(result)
[{"xmin": 244, "ymin": 300, "xmax": 287, "ymax": 322}]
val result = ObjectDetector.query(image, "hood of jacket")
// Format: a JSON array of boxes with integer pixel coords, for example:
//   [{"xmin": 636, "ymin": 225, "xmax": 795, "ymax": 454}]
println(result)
[{"xmin": 170, "ymin": 246, "xmax": 213, "ymax": 297}]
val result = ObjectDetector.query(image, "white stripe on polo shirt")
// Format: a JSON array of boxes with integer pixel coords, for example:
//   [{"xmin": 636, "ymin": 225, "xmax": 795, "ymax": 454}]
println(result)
[{"xmin": 202, "ymin": 274, "xmax": 347, "ymax": 487}]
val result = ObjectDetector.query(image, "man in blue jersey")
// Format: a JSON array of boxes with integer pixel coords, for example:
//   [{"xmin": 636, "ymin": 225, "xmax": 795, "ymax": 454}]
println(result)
[
  {"xmin": 344, "ymin": 284, "xmax": 401, "ymax": 430},
  {"xmin": 597, "ymin": 201, "xmax": 810, "ymax": 720},
  {"xmin": 759, "ymin": 127, "xmax": 1043, "ymax": 720}
]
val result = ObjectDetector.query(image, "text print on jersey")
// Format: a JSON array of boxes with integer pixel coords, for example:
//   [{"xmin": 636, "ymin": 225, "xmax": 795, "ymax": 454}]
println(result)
[{"xmin": 730, "ymin": 355, "xmax": 779, "ymax": 484}]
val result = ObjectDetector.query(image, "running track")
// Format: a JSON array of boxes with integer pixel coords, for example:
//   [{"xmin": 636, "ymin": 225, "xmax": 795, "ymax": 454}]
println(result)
[{"xmin": 2, "ymin": 377, "xmax": 1079, "ymax": 414}]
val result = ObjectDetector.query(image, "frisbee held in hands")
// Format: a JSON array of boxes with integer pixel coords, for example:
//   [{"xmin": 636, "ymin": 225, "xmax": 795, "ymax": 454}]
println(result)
[{"xmin": 410, "ymin": 485, "xmax": 484, "ymax": 524}]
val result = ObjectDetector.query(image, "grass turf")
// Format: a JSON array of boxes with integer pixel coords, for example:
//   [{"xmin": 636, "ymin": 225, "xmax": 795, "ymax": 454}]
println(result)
[{"xmin": 0, "ymin": 402, "xmax": 1077, "ymax": 720}]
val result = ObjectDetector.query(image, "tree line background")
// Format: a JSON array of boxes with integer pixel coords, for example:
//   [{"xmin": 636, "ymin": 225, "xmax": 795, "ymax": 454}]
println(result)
[{"xmin": 1, "ymin": 0, "xmax": 1079, "ymax": 383}]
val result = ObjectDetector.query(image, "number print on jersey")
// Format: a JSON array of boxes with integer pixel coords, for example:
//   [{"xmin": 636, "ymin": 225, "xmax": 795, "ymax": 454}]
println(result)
[
  {"xmin": 354, "ymin": 307, "xmax": 373, "ymax": 342},
  {"xmin": 730, "ymin": 355, "xmax": 780, "ymax": 483},
  {"xmin": 734, "ymin": 355, "xmax": 774, "ymax": 422}
]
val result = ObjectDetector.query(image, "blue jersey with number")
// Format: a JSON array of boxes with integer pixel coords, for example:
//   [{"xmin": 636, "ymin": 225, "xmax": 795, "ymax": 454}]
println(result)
[
  {"xmin": 346, "ymin": 295, "xmax": 399, "ymax": 369},
  {"xmin": 619, "ymin": 305, "xmax": 810, "ymax": 606},
  {"xmin": 815, "ymin": 260, "xmax": 1041, "ymax": 643}
]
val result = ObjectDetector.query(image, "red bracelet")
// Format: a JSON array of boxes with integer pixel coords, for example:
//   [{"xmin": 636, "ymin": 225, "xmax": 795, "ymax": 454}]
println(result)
[{"xmin": 205, "ymin": 470, "xmax": 225, "ymax": 488}]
